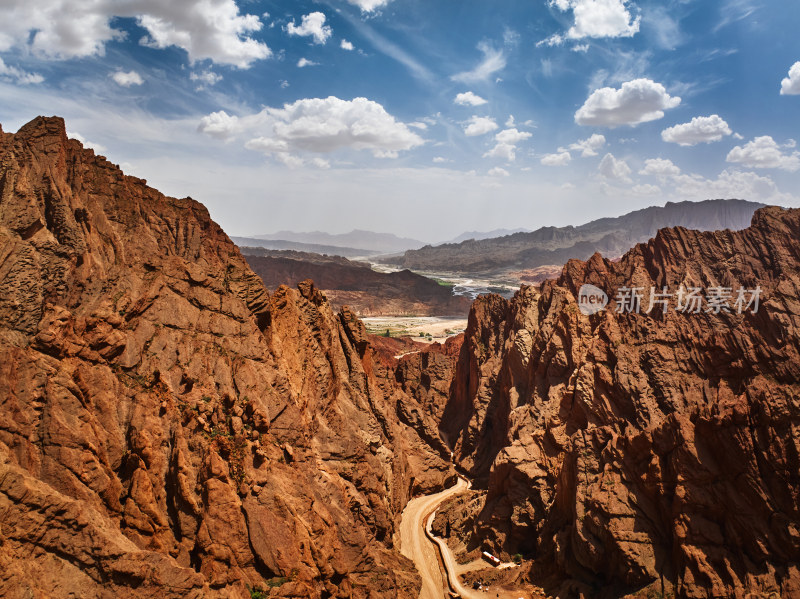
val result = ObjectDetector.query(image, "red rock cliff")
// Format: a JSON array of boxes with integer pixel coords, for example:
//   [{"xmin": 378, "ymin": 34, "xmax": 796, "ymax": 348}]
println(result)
[
  {"xmin": 442, "ymin": 206, "xmax": 800, "ymax": 598},
  {"xmin": 0, "ymin": 117, "xmax": 453, "ymax": 598}
]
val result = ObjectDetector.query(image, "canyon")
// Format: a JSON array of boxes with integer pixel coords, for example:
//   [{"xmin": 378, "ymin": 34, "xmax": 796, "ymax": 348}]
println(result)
[
  {"xmin": 241, "ymin": 247, "xmax": 471, "ymax": 317},
  {"xmin": 1, "ymin": 116, "xmax": 798, "ymax": 599}
]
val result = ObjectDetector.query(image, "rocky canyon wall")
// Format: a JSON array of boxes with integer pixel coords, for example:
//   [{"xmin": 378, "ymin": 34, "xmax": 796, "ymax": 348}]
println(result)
[
  {"xmin": 442, "ymin": 207, "xmax": 800, "ymax": 598},
  {"xmin": 0, "ymin": 117, "xmax": 453, "ymax": 598}
]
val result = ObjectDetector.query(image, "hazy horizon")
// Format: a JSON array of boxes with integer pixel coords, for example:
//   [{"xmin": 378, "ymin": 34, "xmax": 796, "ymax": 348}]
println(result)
[{"xmin": 1, "ymin": 0, "xmax": 799, "ymax": 240}]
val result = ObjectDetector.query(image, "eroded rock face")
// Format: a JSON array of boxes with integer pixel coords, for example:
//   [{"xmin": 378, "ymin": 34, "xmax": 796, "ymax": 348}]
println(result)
[
  {"xmin": 0, "ymin": 117, "xmax": 452, "ymax": 598},
  {"xmin": 443, "ymin": 207, "xmax": 800, "ymax": 598}
]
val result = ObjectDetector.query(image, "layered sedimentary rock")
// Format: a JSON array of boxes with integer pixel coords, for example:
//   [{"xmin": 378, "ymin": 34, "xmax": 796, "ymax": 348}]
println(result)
[
  {"xmin": 442, "ymin": 207, "xmax": 800, "ymax": 598},
  {"xmin": 0, "ymin": 117, "xmax": 453, "ymax": 598},
  {"xmin": 243, "ymin": 249, "xmax": 471, "ymax": 317}
]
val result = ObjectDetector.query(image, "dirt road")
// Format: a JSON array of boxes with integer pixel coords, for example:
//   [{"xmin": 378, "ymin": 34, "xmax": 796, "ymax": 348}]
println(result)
[
  {"xmin": 399, "ymin": 477, "xmax": 468, "ymax": 598},
  {"xmin": 399, "ymin": 477, "xmax": 532, "ymax": 599}
]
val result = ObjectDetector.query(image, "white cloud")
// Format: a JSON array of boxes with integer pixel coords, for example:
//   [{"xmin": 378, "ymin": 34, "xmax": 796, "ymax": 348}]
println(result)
[
  {"xmin": 488, "ymin": 167, "xmax": 510, "ymax": 177},
  {"xmin": 0, "ymin": 57, "xmax": 43, "ymax": 84},
  {"xmin": 484, "ymin": 143, "xmax": 515, "ymax": 161},
  {"xmin": 408, "ymin": 122, "xmax": 428, "ymax": 130},
  {"xmin": 598, "ymin": 152, "xmax": 632, "ymax": 182},
  {"xmin": 286, "ymin": 12, "xmax": 332, "ymax": 45},
  {"xmin": 341, "ymin": 39, "xmax": 354, "ymax": 51},
  {"xmin": 297, "ymin": 58, "xmax": 318, "ymax": 68},
  {"xmin": 485, "ymin": 128, "xmax": 533, "ymax": 162},
  {"xmin": 632, "ymin": 183, "xmax": 661, "ymax": 195},
  {"xmin": 672, "ymin": 169, "xmax": 792, "ymax": 203},
  {"xmin": 451, "ymin": 42, "xmax": 506, "ymax": 83},
  {"xmin": 454, "ymin": 91, "xmax": 488, "ymax": 106},
  {"xmin": 548, "ymin": 0, "xmax": 640, "ymax": 41},
  {"xmin": 111, "ymin": 70, "xmax": 143, "ymax": 87},
  {"xmin": 433, "ymin": 156, "xmax": 449, "ymax": 163},
  {"xmin": 566, "ymin": 133, "xmax": 606, "ymax": 156},
  {"xmin": 661, "ymin": 114, "xmax": 732, "ymax": 146},
  {"xmin": 190, "ymin": 69, "xmax": 222, "ymax": 87},
  {"xmin": 0, "ymin": 0, "xmax": 271, "ymax": 68},
  {"xmin": 201, "ymin": 97, "xmax": 424, "ymax": 164},
  {"xmin": 346, "ymin": 0, "xmax": 393, "ymax": 12},
  {"xmin": 505, "ymin": 115, "xmax": 515, "ymax": 127},
  {"xmin": 780, "ymin": 61, "xmax": 800, "ymax": 95},
  {"xmin": 639, "ymin": 158, "xmax": 681, "ymax": 177},
  {"xmin": 198, "ymin": 110, "xmax": 240, "ymax": 140},
  {"xmin": 541, "ymin": 152, "xmax": 572, "ymax": 166},
  {"xmin": 726, "ymin": 136, "xmax": 800, "ymax": 171},
  {"xmin": 464, "ymin": 116, "xmax": 498, "ymax": 136},
  {"xmin": 575, "ymin": 78, "xmax": 681, "ymax": 127},
  {"xmin": 496, "ymin": 128, "xmax": 532, "ymax": 145}
]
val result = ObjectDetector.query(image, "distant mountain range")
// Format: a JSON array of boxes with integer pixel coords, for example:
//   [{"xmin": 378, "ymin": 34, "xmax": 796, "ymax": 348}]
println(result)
[
  {"xmin": 445, "ymin": 228, "xmax": 530, "ymax": 244},
  {"xmin": 383, "ymin": 199, "xmax": 765, "ymax": 275},
  {"xmin": 246, "ymin": 229, "xmax": 427, "ymax": 254},
  {"xmin": 230, "ymin": 236, "xmax": 382, "ymax": 258}
]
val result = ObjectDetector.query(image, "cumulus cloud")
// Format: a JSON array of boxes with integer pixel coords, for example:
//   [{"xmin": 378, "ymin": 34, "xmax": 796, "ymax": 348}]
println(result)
[
  {"xmin": 0, "ymin": 57, "xmax": 43, "ymax": 84},
  {"xmin": 483, "ymin": 129, "xmax": 531, "ymax": 161},
  {"xmin": 0, "ymin": 0, "xmax": 271, "ymax": 68},
  {"xmin": 111, "ymin": 70, "xmax": 143, "ymax": 87},
  {"xmin": 297, "ymin": 58, "xmax": 318, "ymax": 68},
  {"xmin": 726, "ymin": 136, "xmax": 800, "ymax": 171},
  {"xmin": 495, "ymin": 128, "xmax": 532, "ymax": 145},
  {"xmin": 463, "ymin": 116, "xmax": 499, "ymax": 136},
  {"xmin": 454, "ymin": 91, "xmax": 488, "ymax": 106},
  {"xmin": 661, "ymin": 114, "xmax": 732, "ymax": 146},
  {"xmin": 488, "ymin": 167, "xmax": 510, "ymax": 177},
  {"xmin": 566, "ymin": 133, "xmax": 606, "ymax": 156},
  {"xmin": 340, "ymin": 39, "xmax": 354, "ymax": 51},
  {"xmin": 541, "ymin": 152, "xmax": 572, "ymax": 166},
  {"xmin": 780, "ymin": 61, "xmax": 800, "ymax": 95},
  {"xmin": 598, "ymin": 152, "xmax": 632, "ymax": 182},
  {"xmin": 639, "ymin": 158, "xmax": 681, "ymax": 177},
  {"xmin": 198, "ymin": 110, "xmax": 240, "ymax": 140},
  {"xmin": 672, "ymin": 169, "xmax": 792, "ymax": 203},
  {"xmin": 546, "ymin": 0, "xmax": 640, "ymax": 42},
  {"xmin": 575, "ymin": 78, "xmax": 681, "ymax": 127},
  {"xmin": 286, "ymin": 12, "xmax": 332, "ymax": 45},
  {"xmin": 632, "ymin": 183, "xmax": 661, "ymax": 195},
  {"xmin": 451, "ymin": 42, "xmax": 506, "ymax": 83},
  {"xmin": 190, "ymin": 69, "xmax": 222, "ymax": 87},
  {"xmin": 346, "ymin": 0, "xmax": 393, "ymax": 12},
  {"xmin": 200, "ymin": 97, "xmax": 424, "ymax": 165}
]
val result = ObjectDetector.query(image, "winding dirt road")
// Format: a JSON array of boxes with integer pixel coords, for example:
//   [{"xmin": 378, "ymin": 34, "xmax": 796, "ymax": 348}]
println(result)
[{"xmin": 399, "ymin": 477, "xmax": 488, "ymax": 599}]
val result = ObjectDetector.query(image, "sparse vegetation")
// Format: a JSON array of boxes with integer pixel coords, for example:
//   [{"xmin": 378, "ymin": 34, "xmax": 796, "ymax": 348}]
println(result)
[{"xmin": 248, "ymin": 586, "xmax": 267, "ymax": 598}]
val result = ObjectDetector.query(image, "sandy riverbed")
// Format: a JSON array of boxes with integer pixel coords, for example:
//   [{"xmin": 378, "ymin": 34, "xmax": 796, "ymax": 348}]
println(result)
[{"xmin": 362, "ymin": 316, "xmax": 468, "ymax": 344}]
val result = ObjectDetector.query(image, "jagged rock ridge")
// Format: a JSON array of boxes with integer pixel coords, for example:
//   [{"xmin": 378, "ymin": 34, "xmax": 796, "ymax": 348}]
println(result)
[
  {"xmin": 442, "ymin": 206, "xmax": 800, "ymax": 598},
  {"xmin": 0, "ymin": 116, "xmax": 454, "ymax": 598}
]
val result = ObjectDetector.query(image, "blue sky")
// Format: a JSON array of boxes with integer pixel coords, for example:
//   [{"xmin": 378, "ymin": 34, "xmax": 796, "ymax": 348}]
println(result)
[{"xmin": 0, "ymin": 0, "xmax": 798, "ymax": 242}]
